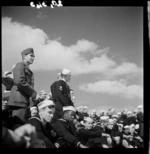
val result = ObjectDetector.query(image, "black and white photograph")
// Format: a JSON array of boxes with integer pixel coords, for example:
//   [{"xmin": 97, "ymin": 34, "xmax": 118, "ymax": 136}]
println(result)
[{"xmin": 2, "ymin": 2, "xmax": 147, "ymax": 150}]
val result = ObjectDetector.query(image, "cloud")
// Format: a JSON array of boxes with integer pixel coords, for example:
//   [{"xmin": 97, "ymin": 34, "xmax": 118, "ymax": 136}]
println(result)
[
  {"xmin": 2, "ymin": 17, "xmax": 142, "ymax": 79},
  {"xmin": 107, "ymin": 62, "xmax": 143, "ymax": 78},
  {"xmin": 79, "ymin": 80, "xmax": 143, "ymax": 99},
  {"xmin": 2, "ymin": 17, "xmax": 115, "ymax": 74}
]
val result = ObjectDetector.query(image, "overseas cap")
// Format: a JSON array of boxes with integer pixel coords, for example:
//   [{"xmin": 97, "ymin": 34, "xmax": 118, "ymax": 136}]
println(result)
[
  {"xmin": 100, "ymin": 116, "xmax": 109, "ymax": 121},
  {"xmin": 21, "ymin": 48, "xmax": 34, "ymax": 57},
  {"xmin": 38, "ymin": 100, "xmax": 55, "ymax": 110},
  {"xmin": 124, "ymin": 125, "xmax": 130, "ymax": 129},
  {"xmin": 112, "ymin": 115, "xmax": 119, "ymax": 119},
  {"xmin": 30, "ymin": 106, "xmax": 37, "ymax": 111},
  {"xmin": 63, "ymin": 106, "xmax": 76, "ymax": 112},
  {"xmin": 61, "ymin": 68, "xmax": 71, "ymax": 75},
  {"xmin": 137, "ymin": 105, "xmax": 143, "ymax": 109},
  {"xmin": 116, "ymin": 123, "xmax": 123, "ymax": 127}
]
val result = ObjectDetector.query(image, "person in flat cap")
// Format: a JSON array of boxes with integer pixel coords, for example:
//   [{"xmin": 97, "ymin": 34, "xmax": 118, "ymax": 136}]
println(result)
[
  {"xmin": 51, "ymin": 106, "xmax": 89, "ymax": 148},
  {"xmin": 50, "ymin": 68, "xmax": 74, "ymax": 123},
  {"xmin": 27, "ymin": 100, "xmax": 56, "ymax": 148},
  {"xmin": 7, "ymin": 48, "xmax": 37, "ymax": 125}
]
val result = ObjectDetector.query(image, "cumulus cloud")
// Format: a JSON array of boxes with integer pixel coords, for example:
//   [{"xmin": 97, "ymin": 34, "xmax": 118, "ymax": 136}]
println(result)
[
  {"xmin": 2, "ymin": 17, "xmax": 142, "ymax": 79},
  {"xmin": 107, "ymin": 62, "xmax": 143, "ymax": 77},
  {"xmin": 79, "ymin": 80, "xmax": 143, "ymax": 99}
]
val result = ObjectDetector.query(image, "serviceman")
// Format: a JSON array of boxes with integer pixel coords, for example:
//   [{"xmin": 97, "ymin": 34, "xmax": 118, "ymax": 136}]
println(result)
[
  {"xmin": 7, "ymin": 48, "xmax": 37, "ymax": 125},
  {"xmin": 50, "ymin": 68, "xmax": 74, "ymax": 122}
]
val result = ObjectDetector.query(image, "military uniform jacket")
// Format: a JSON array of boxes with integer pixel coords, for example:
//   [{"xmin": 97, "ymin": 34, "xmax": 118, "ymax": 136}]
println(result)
[
  {"xmin": 8, "ymin": 61, "xmax": 37, "ymax": 107},
  {"xmin": 51, "ymin": 80, "xmax": 73, "ymax": 107},
  {"xmin": 27, "ymin": 115, "xmax": 56, "ymax": 148},
  {"xmin": 52, "ymin": 118, "xmax": 80, "ymax": 147}
]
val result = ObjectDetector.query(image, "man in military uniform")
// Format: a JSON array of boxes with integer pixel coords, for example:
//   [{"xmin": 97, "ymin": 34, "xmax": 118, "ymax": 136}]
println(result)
[
  {"xmin": 52, "ymin": 106, "xmax": 88, "ymax": 148},
  {"xmin": 7, "ymin": 48, "xmax": 37, "ymax": 125},
  {"xmin": 50, "ymin": 68, "xmax": 74, "ymax": 122}
]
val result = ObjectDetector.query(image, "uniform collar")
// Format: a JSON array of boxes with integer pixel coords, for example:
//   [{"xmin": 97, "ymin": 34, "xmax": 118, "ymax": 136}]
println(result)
[{"xmin": 60, "ymin": 78, "xmax": 66, "ymax": 83}]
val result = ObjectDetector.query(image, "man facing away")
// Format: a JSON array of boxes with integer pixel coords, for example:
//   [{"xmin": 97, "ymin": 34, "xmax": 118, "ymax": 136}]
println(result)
[{"xmin": 7, "ymin": 48, "xmax": 37, "ymax": 126}]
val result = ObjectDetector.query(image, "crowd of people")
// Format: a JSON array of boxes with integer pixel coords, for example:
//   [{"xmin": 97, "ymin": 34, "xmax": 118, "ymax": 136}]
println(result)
[{"xmin": 2, "ymin": 48, "xmax": 144, "ymax": 148}]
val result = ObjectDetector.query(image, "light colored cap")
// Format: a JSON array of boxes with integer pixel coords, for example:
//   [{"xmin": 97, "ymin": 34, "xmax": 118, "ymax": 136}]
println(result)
[
  {"xmin": 117, "ymin": 112, "xmax": 121, "ymax": 115},
  {"xmin": 30, "ymin": 106, "xmax": 37, "ymax": 111},
  {"xmin": 124, "ymin": 125, "xmax": 130, "ymax": 129},
  {"xmin": 63, "ymin": 106, "xmax": 76, "ymax": 112},
  {"xmin": 130, "ymin": 124, "xmax": 135, "ymax": 128},
  {"xmin": 38, "ymin": 100, "xmax": 55, "ymax": 110},
  {"xmin": 137, "ymin": 105, "xmax": 143, "ymax": 109},
  {"xmin": 135, "ymin": 124, "xmax": 139, "ymax": 129},
  {"xmin": 83, "ymin": 106, "xmax": 88, "ymax": 109},
  {"xmin": 108, "ymin": 119, "xmax": 114, "ymax": 124},
  {"xmin": 117, "ymin": 123, "xmax": 123, "ymax": 127},
  {"xmin": 61, "ymin": 68, "xmax": 71, "ymax": 75},
  {"xmin": 112, "ymin": 115, "xmax": 119, "ymax": 119},
  {"xmin": 3, "ymin": 71, "xmax": 12, "ymax": 77},
  {"xmin": 84, "ymin": 117, "xmax": 94, "ymax": 123},
  {"xmin": 100, "ymin": 116, "xmax": 109, "ymax": 121}
]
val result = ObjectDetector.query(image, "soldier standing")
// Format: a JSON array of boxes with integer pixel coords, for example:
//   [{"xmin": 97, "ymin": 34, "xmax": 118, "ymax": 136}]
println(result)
[{"xmin": 7, "ymin": 48, "xmax": 37, "ymax": 126}]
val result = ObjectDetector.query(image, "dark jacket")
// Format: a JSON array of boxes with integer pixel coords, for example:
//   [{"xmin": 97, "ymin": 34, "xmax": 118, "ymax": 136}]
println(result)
[
  {"xmin": 50, "ymin": 80, "xmax": 74, "ymax": 120},
  {"xmin": 27, "ymin": 115, "xmax": 56, "ymax": 148},
  {"xmin": 8, "ymin": 61, "xmax": 37, "ymax": 108},
  {"xmin": 52, "ymin": 118, "xmax": 80, "ymax": 148}
]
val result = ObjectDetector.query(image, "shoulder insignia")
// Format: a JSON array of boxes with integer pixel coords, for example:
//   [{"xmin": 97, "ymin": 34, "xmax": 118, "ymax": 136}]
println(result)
[{"xmin": 59, "ymin": 86, "xmax": 63, "ymax": 91}]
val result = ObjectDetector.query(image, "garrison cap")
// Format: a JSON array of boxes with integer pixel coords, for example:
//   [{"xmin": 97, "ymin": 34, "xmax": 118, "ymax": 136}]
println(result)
[
  {"xmin": 61, "ymin": 68, "xmax": 71, "ymax": 75},
  {"xmin": 112, "ymin": 115, "xmax": 119, "ymax": 119},
  {"xmin": 21, "ymin": 48, "xmax": 34, "ymax": 57},
  {"xmin": 124, "ymin": 125, "xmax": 130, "ymax": 129},
  {"xmin": 100, "ymin": 116, "xmax": 109, "ymax": 121},
  {"xmin": 63, "ymin": 106, "xmax": 76, "ymax": 112},
  {"xmin": 38, "ymin": 100, "xmax": 55, "ymax": 110}
]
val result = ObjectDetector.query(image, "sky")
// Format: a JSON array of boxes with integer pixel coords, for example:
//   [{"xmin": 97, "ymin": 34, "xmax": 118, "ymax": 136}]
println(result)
[{"xmin": 2, "ymin": 6, "xmax": 143, "ymax": 113}]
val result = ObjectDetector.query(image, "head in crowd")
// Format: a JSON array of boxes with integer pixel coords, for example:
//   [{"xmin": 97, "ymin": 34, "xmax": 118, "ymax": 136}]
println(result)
[
  {"xmin": 2, "ymin": 91, "xmax": 10, "ymax": 110},
  {"xmin": 30, "ymin": 106, "xmax": 38, "ymax": 117},
  {"xmin": 123, "ymin": 125, "xmax": 130, "ymax": 134},
  {"xmin": 45, "ymin": 92, "xmax": 52, "ymax": 100},
  {"xmin": 38, "ymin": 90, "xmax": 47, "ymax": 101},
  {"xmin": 70, "ymin": 89, "xmax": 75, "ymax": 104},
  {"xmin": 21, "ymin": 48, "xmax": 35, "ymax": 65},
  {"xmin": 107, "ymin": 119, "xmax": 114, "ymax": 130},
  {"xmin": 99, "ymin": 110, "xmax": 105, "ymax": 117},
  {"xmin": 100, "ymin": 116, "xmax": 109, "ymax": 128},
  {"xmin": 126, "ymin": 111, "xmax": 132, "ymax": 117},
  {"xmin": 57, "ymin": 72, "xmax": 62, "ymax": 81},
  {"xmin": 81, "ymin": 117, "xmax": 94, "ymax": 130},
  {"xmin": 83, "ymin": 106, "xmax": 88, "ymax": 113},
  {"xmin": 137, "ymin": 105, "xmax": 143, "ymax": 113},
  {"xmin": 38, "ymin": 100, "xmax": 55, "ymax": 125},
  {"xmin": 112, "ymin": 115, "xmax": 119, "ymax": 124},
  {"xmin": 122, "ymin": 109, "xmax": 128, "ymax": 115},
  {"xmin": 60, "ymin": 68, "xmax": 72, "ymax": 83},
  {"xmin": 117, "ymin": 112, "xmax": 122, "ymax": 118},
  {"xmin": 129, "ymin": 124, "xmax": 135, "ymax": 134},
  {"xmin": 117, "ymin": 123, "xmax": 123, "ymax": 133},
  {"xmin": 78, "ymin": 106, "xmax": 84, "ymax": 113},
  {"xmin": 63, "ymin": 106, "xmax": 76, "ymax": 122},
  {"xmin": 92, "ymin": 110, "xmax": 96, "ymax": 115}
]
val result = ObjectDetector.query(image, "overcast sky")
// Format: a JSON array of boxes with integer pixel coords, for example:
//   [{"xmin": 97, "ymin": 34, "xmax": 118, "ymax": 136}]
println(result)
[{"xmin": 2, "ymin": 6, "xmax": 143, "ymax": 113}]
